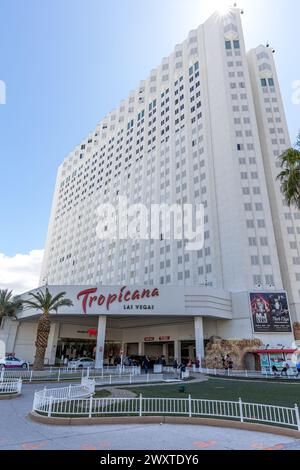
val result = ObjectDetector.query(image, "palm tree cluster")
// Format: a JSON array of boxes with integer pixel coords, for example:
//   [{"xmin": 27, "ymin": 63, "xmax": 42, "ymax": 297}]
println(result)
[
  {"xmin": 0, "ymin": 289, "xmax": 22, "ymax": 323},
  {"xmin": 277, "ymin": 132, "xmax": 300, "ymax": 210}
]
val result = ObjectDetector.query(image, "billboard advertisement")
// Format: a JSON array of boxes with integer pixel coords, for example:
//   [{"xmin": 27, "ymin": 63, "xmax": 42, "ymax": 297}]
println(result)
[{"xmin": 250, "ymin": 292, "xmax": 292, "ymax": 333}]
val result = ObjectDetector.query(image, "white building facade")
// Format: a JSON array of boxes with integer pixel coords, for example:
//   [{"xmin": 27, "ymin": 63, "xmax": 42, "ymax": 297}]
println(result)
[{"xmin": 2, "ymin": 8, "xmax": 299, "ymax": 368}]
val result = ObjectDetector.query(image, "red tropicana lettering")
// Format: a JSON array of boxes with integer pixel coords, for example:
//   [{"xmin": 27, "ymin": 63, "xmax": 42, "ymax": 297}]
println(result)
[
  {"xmin": 98, "ymin": 295, "xmax": 105, "ymax": 306},
  {"xmin": 152, "ymin": 288, "xmax": 159, "ymax": 297},
  {"xmin": 141, "ymin": 289, "xmax": 151, "ymax": 298},
  {"xmin": 106, "ymin": 294, "xmax": 117, "ymax": 311},
  {"xmin": 89, "ymin": 296, "xmax": 98, "ymax": 308},
  {"xmin": 118, "ymin": 286, "xmax": 127, "ymax": 302},
  {"xmin": 77, "ymin": 286, "xmax": 160, "ymax": 313},
  {"xmin": 132, "ymin": 290, "xmax": 140, "ymax": 300},
  {"xmin": 77, "ymin": 288, "xmax": 97, "ymax": 314},
  {"xmin": 124, "ymin": 291, "xmax": 131, "ymax": 301}
]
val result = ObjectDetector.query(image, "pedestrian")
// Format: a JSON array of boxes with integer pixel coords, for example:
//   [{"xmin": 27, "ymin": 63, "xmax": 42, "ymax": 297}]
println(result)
[
  {"xmin": 228, "ymin": 356, "xmax": 233, "ymax": 370},
  {"xmin": 281, "ymin": 365, "xmax": 288, "ymax": 376},
  {"xmin": 142, "ymin": 356, "xmax": 150, "ymax": 374},
  {"xmin": 272, "ymin": 365, "xmax": 279, "ymax": 376},
  {"xmin": 296, "ymin": 361, "xmax": 300, "ymax": 377},
  {"xmin": 178, "ymin": 361, "xmax": 186, "ymax": 379}
]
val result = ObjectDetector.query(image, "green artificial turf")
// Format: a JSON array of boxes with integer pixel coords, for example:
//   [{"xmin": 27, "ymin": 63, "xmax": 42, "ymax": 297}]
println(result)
[{"xmin": 124, "ymin": 377, "xmax": 300, "ymax": 408}]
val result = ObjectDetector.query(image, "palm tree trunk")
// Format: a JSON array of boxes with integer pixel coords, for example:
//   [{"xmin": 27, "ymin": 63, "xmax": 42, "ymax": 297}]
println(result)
[{"xmin": 33, "ymin": 312, "xmax": 51, "ymax": 371}]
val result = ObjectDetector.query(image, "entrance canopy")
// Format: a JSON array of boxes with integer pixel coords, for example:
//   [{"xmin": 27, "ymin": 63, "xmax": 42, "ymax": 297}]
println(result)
[{"xmin": 17, "ymin": 285, "xmax": 233, "ymax": 320}]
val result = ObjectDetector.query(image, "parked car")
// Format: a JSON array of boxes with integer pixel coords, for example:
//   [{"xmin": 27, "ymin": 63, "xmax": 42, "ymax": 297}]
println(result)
[
  {"xmin": 0, "ymin": 355, "xmax": 29, "ymax": 369},
  {"xmin": 123, "ymin": 355, "xmax": 155, "ymax": 368},
  {"xmin": 68, "ymin": 357, "xmax": 95, "ymax": 369}
]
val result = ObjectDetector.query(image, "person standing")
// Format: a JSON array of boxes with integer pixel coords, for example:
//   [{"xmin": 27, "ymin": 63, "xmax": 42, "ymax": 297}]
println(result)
[{"xmin": 142, "ymin": 356, "xmax": 150, "ymax": 374}]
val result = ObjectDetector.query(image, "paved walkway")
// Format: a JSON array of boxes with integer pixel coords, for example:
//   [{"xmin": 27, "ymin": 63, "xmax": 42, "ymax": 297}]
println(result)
[{"xmin": 0, "ymin": 382, "xmax": 300, "ymax": 450}]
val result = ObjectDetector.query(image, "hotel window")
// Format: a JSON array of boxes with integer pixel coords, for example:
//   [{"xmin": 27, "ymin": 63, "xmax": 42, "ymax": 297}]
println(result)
[
  {"xmin": 233, "ymin": 40, "xmax": 240, "ymax": 49},
  {"xmin": 268, "ymin": 78, "xmax": 275, "ymax": 87},
  {"xmin": 225, "ymin": 41, "xmax": 232, "ymax": 50},
  {"xmin": 253, "ymin": 275, "xmax": 262, "ymax": 285},
  {"xmin": 249, "ymin": 238, "xmax": 257, "ymax": 246},
  {"xmin": 265, "ymin": 275, "xmax": 274, "ymax": 285},
  {"xmin": 261, "ymin": 78, "xmax": 267, "ymax": 87}
]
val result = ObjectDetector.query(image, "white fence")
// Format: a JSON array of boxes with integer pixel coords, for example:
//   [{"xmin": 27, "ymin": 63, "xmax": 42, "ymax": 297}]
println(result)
[
  {"xmin": 31, "ymin": 388, "xmax": 300, "ymax": 430},
  {"xmin": 0, "ymin": 366, "xmax": 142, "ymax": 383},
  {"xmin": 0, "ymin": 379, "xmax": 22, "ymax": 395},
  {"xmin": 33, "ymin": 382, "xmax": 95, "ymax": 414},
  {"xmin": 162, "ymin": 366, "xmax": 300, "ymax": 380},
  {"xmin": 82, "ymin": 373, "xmax": 165, "ymax": 386}
]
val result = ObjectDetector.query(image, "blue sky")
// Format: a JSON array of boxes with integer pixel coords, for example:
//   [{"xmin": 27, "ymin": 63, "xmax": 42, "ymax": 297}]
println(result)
[{"xmin": 0, "ymin": 0, "xmax": 299, "ymax": 262}]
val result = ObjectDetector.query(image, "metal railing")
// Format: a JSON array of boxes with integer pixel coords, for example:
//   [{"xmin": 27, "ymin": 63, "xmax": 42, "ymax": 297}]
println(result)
[
  {"xmin": 33, "ymin": 381, "xmax": 95, "ymax": 414},
  {"xmin": 162, "ymin": 366, "xmax": 300, "ymax": 380},
  {"xmin": 31, "ymin": 390, "xmax": 300, "ymax": 430},
  {"xmin": 0, "ymin": 378, "xmax": 22, "ymax": 395},
  {"xmin": 0, "ymin": 366, "xmax": 141, "ymax": 383},
  {"xmin": 82, "ymin": 373, "xmax": 165, "ymax": 386}
]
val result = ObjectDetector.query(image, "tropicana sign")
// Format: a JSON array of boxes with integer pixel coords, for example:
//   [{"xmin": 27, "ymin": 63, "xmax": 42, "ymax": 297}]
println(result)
[{"xmin": 77, "ymin": 286, "xmax": 160, "ymax": 314}]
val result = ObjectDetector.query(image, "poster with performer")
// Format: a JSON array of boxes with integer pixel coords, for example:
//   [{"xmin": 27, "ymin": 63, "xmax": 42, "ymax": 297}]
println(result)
[{"xmin": 250, "ymin": 292, "xmax": 292, "ymax": 333}]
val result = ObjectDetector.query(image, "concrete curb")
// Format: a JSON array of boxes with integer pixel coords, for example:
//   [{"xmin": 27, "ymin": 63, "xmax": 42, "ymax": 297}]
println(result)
[
  {"xmin": 28, "ymin": 411, "xmax": 300, "ymax": 438},
  {"xmin": 0, "ymin": 392, "xmax": 21, "ymax": 400}
]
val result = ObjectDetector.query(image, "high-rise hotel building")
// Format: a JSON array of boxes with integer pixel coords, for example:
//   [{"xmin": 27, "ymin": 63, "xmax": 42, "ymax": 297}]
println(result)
[{"xmin": 4, "ymin": 8, "xmax": 299, "ymax": 367}]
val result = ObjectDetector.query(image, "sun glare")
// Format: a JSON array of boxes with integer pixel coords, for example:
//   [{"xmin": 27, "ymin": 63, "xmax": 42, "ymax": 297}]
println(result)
[{"xmin": 214, "ymin": 1, "xmax": 232, "ymax": 16}]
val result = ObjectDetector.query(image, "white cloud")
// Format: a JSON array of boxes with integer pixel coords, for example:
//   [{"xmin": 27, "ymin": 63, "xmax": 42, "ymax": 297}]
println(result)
[{"xmin": 0, "ymin": 250, "xmax": 44, "ymax": 294}]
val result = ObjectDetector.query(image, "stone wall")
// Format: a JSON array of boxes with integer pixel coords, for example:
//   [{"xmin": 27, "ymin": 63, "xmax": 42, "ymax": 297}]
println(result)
[{"xmin": 204, "ymin": 336, "xmax": 263, "ymax": 369}]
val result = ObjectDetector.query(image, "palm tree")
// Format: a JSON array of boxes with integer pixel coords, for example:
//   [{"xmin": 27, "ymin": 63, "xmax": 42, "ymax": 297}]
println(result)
[
  {"xmin": 0, "ymin": 289, "xmax": 22, "ymax": 324},
  {"xmin": 22, "ymin": 288, "xmax": 73, "ymax": 370},
  {"xmin": 277, "ymin": 132, "xmax": 300, "ymax": 210}
]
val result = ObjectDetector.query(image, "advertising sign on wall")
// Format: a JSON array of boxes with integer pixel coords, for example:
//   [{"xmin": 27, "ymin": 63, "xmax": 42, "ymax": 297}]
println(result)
[{"xmin": 250, "ymin": 292, "xmax": 292, "ymax": 333}]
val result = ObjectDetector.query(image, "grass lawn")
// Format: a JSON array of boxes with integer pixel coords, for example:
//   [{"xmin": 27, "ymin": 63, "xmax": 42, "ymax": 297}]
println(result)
[{"xmin": 124, "ymin": 377, "xmax": 300, "ymax": 408}]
